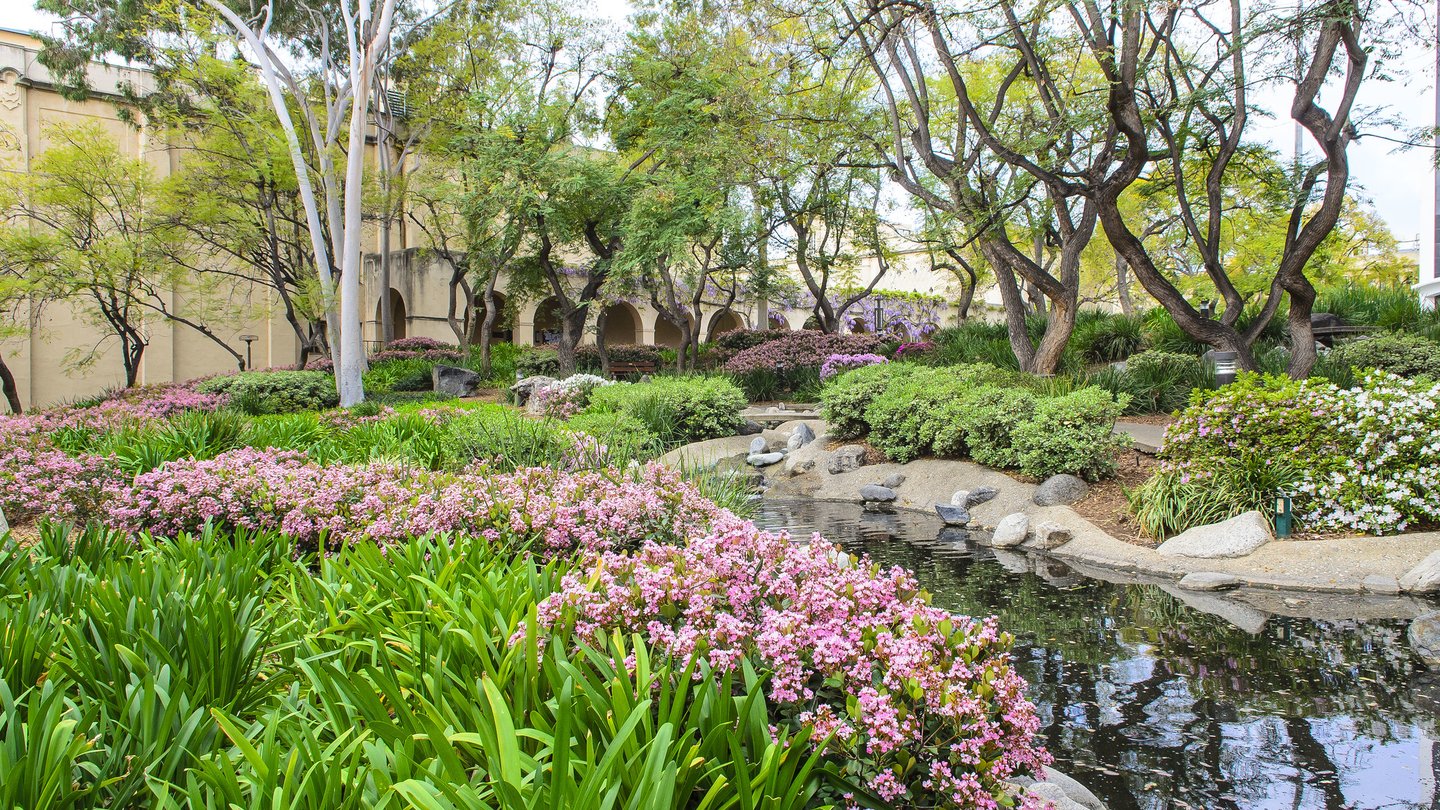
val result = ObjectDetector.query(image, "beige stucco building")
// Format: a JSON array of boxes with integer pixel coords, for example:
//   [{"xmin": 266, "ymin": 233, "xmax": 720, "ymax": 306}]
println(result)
[{"xmin": 0, "ymin": 27, "xmax": 982, "ymax": 411}]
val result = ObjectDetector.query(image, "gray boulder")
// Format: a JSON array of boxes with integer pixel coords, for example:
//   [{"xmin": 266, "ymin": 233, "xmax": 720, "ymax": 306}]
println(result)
[
  {"xmin": 737, "ymin": 419, "xmax": 764, "ymax": 436},
  {"xmin": 827, "ymin": 445, "xmax": 868, "ymax": 475},
  {"xmin": 788, "ymin": 422, "xmax": 816, "ymax": 450},
  {"xmin": 1362, "ymin": 574, "xmax": 1402, "ymax": 595},
  {"xmin": 1025, "ymin": 521, "xmax": 1073, "ymax": 550},
  {"xmin": 436, "ymin": 365, "xmax": 484, "ymax": 398},
  {"xmin": 966, "ymin": 486, "xmax": 1000, "ymax": 507},
  {"xmin": 747, "ymin": 452, "xmax": 785, "ymax": 467},
  {"xmin": 1400, "ymin": 550, "xmax": 1440, "ymax": 594},
  {"xmin": 509, "ymin": 374, "xmax": 555, "ymax": 405},
  {"xmin": 934, "ymin": 504, "xmax": 971, "ymax": 527},
  {"xmin": 749, "ymin": 436, "xmax": 769, "ymax": 455},
  {"xmin": 951, "ymin": 489, "xmax": 970, "ymax": 507},
  {"xmin": 1410, "ymin": 612, "xmax": 1440, "ymax": 667},
  {"xmin": 1178, "ymin": 572, "xmax": 1243, "ymax": 592},
  {"xmin": 1156, "ymin": 511, "xmax": 1272, "ymax": 559},
  {"xmin": 882, "ymin": 473, "xmax": 906, "ymax": 489},
  {"xmin": 1039, "ymin": 768, "xmax": 1107, "ymax": 810},
  {"xmin": 991, "ymin": 513, "xmax": 1031, "ymax": 548},
  {"xmin": 1033, "ymin": 474, "xmax": 1090, "ymax": 506},
  {"xmin": 859, "ymin": 484, "xmax": 897, "ymax": 503}
]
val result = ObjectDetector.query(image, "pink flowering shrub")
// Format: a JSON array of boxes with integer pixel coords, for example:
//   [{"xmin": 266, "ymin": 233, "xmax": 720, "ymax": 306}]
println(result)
[
  {"xmin": 895, "ymin": 341, "xmax": 937, "ymax": 361},
  {"xmin": 725, "ymin": 332, "xmax": 886, "ymax": 398},
  {"xmin": 386, "ymin": 336, "xmax": 455, "ymax": 352},
  {"xmin": 108, "ymin": 451, "xmax": 723, "ymax": 552},
  {"xmin": 0, "ymin": 445, "xmax": 128, "ymax": 524},
  {"xmin": 820, "ymin": 353, "xmax": 888, "ymax": 380},
  {"xmin": 534, "ymin": 517, "xmax": 1049, "ymax": 808}
]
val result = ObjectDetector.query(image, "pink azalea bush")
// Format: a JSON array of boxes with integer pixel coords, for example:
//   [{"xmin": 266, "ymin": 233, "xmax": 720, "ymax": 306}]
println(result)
[
  {"xmin": 723, "ymin": 331, "xmax": 885, "ymax": 377},
  {"xmin": 895, "ymin": 341, "xmax": 938, "ymax": 361},
  {"xmin": 109, "ymin": 452, "xmax": 723, "ymax": 553},
  {"xmin": 533, "ymin": 517, "xmax": 1049, "ymax": 808},
  {"xmin": 820, "ymin": 353, "xmax": 888, "ymax": 380}
]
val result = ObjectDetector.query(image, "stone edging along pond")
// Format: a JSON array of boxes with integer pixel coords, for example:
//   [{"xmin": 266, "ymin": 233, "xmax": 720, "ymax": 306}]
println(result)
[{"xmin": 661, "ymin": 421, "xmax": 1440, "ymax": 606}]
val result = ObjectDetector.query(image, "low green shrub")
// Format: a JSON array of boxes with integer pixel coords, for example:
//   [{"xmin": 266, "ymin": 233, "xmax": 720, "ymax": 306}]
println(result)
[
  {"xmin": 197, "ymin": 371, "xmax": 338, "ymax": 415},
  {"xmin": 1011, "ymin": 387, "xmax": 1130, "ymax": 480},
  {"xmin": 820, "ymin": 362, "xmax": 925, "ymax": 439},
  {"xmin": 861, "ymin": 365, "xmax": 1011, "ymax": 463},
  {"xmin": 1163, "ymin": 373, "xmax": 1345, "ymax": 467},
  {"xmin": 1329, "ymin": 332, "xmax": 1440, "ymax": 379},
  {"xmin": 565, "ymin": 410, "xmax": 663, "ymax": 459},
  {"xmin": 587, "ymin": 376, "xmax": 746, "ymax": 445},
  {"xmin": 950, "ymin": 386, "xmax": 1040, "ymax": 469},
  {"xmin": 515, "ymin": 347, "xmax": 560, "ymax": 377}
]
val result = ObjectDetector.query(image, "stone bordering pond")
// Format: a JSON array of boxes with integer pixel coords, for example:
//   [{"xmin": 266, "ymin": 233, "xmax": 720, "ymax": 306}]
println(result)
[{"xmin": 662, "ymin": 422, "xmax": 1440, "ymax": 603}]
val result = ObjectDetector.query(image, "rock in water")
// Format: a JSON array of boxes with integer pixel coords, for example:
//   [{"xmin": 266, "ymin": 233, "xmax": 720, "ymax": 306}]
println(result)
[
  {"xmin": 935, "ymin": 504, "xmax": 971, "ymax": 526},
  {"xmin": 1156, "ymin": 511, "xmax": 1272, "ymax": 559},
  {"xmin": 882, "ymin": 473, "xmax": 906, "ymax": 489},
  {"xmin": 509, "ymin": 374, "xmax": 555, "ymax": 405},
  {"xmin": 1033, "ymin": 474, "xmax": 1090, "ymax": 506},
  {"xmin": 1409, "ymin": 612, "xmax": 1440, "ymax": 667},
  {"xmin": 826, "ymin": 445, "xmax": 868, "ymax": 475},
  {"xmin": 1025, "ymin": 521, "xmax": 1073, "ymax": 550},
  {"xmin": 789, "ymin": 422, "xmax": 816, "ymax": 447},
  {"xmin": 749, "ymin": 435, "xmax": 769, "ymax": 455},
  {"xmin": 435, "ymin": 365, "xmax": 484, "ymax": 398},
  {"xmin": 746, "ymin": 452, "xmax": 785, "ymax": 467},
  {"xmin": 1400, "ymin": 550, "xmax": 1440, "ymax": 594},
  {"xmin": 858, "ymin": 484, "xmax": 897, "ymax": 503},
  {"xmin": 990, "ymin": 513, "xmax": 1031, "ymax": 548}
]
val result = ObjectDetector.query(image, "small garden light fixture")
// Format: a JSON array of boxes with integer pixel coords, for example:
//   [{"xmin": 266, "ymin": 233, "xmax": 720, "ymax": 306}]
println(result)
[
  {"xmin": 1210, "ymin": 350, "xmax": 1238, "ymax": 386},
  {"xmin": 239, "ymin": 334, "xmax": 258, "ymax": 370},
  {"xmin": 1274, "ymin": 491, "xmax": 1293, "ymax": 538}
]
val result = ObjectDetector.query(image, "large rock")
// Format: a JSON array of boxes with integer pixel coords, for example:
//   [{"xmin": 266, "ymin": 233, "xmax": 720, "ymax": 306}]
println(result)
[
  {"xmin": 435, "ymin": 365, "xmax": 484, "ymax": 398},
  {"xmin": 935, "ymin": 504, "xmax": 971, "ymax": 527},
  {"xmin": 1033, "ymin": 474, "xmax": 1090, "ymax": 506},
  {"xmin": 881, "ymin": 473, "xmax": 906, "ymax": 489},
  {"xmin": 1025, "ymin": 521, "xmax": 1073, "ymax": 551},
  {"xmin": 509, "ymin": 374, "xmax": 555, "ymax": 405},
  {"xmin": 1410, "ymin": 612, "xmax": 1440, "ymax": 668},
  {"xmin": 749, "ymin": 436, "xmax": 769, "ymax": 455},
  {"xmin": 966, "ymin": 486, "xmax": 1000, "ymax": 507},
  {"xmin": 1400, "ymin": 550, "xmax": 1440, "ymax": 594},
  {"xmin": 990, "ymin": 513, "xmax": 1031, "ymax": 548},
  {"xmin": 737, "ymin": 419, "xmax": 764, "ymax": 436},
  {"xmin": 1039, "ymin": 768, "xmax": 1107, "ymax": 810},
  {"xmin": 827, "ymin": 445, "xmax": 868, "ymax": 475},
  {"xmin": 859, "ymin": 484, "xmax": 897, "ymax": 503},
  {"xmin": 747, "ymin": 452, "xmax": 785, "ymax": 467},
  {"xmin": 1156, "ymin": 511, "xmax": 1272, "ymax": 559},
  {"xmin": 787, "ymin": 422, "xmax": 816, "ymax": 450}
]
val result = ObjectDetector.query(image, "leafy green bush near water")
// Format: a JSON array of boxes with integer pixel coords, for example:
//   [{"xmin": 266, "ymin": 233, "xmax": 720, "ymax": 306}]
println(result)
[{"xmin": 586, "ymin": 376, "xmax": 746, "ymax": 445}]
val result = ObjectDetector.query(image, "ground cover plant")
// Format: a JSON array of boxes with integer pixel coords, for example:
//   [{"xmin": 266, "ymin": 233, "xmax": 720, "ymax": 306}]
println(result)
[{"xmin": 0, "ymin": 377, "xmax": 1053, "ymax": 809}]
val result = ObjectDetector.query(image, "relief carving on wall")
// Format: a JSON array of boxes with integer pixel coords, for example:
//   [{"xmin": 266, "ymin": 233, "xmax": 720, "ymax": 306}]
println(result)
[{"xmin": 0, "ymin": 69, "xmax": 20, "ymax": 111}]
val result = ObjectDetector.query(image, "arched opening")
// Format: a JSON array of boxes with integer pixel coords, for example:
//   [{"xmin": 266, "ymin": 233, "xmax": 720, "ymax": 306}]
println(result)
[
  {"xmin": 376, "ymin": 288, "xmax": 408, "ymax": 342},
  {"xmin": 600, "ymin": 302, "xmax": 640, "ymax": 345},
  {"xmin": 802, "ymin": 315, "xmax": 823, "ymax": 331},
  {"xmin": 472, "ymin": 290, "xmax": 512, "ymax": 344},
  {"xmin": 768, "ymin": 312, "xmax": 792, "ymax": 330},
  {"xmin": 532, "ymin": 297, "xmax": 562, "ymax": 346},
  {"xmin": 706, "ymin": 309, "xmax": 745, "ymax": 341},
  {"xmin": 653, "ymin": 313, "xmax": 694, "ymax": 349}
]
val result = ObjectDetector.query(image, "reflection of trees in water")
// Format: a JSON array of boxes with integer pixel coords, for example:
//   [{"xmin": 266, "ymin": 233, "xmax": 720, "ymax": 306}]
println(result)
[{"xmin": 817, "ymin": 516, "xmax": 1439, "ymax": 810}]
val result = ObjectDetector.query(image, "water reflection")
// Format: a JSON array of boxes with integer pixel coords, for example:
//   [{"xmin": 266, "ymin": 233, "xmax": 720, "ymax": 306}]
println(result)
[{"xmin": 753, "ymin": 500, "xmax": 1440, "ymax": 810}]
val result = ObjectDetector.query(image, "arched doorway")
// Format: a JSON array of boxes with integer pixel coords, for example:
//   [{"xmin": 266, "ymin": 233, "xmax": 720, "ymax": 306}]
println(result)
[
  {"xmin": 600, "ymin": 302, "xmax": 640, "ymax": 345},
  {"xmin": 532, "ymin": 297, "xmax": 562, "ymax": 346},
  {"xmin": 376, "ymin": 288, "xmax": 408, "ymax": 342},
  {"xmin": 768, "ymin": 312, "xmax": 791, "ymax": 330},
  {"xmin": 653, "ymin": 313, "xmax": 694, "ymax": 349},
  {"xmin": 706, "ymin": 309, "xmax": 745, "ymax": 341},
  {"xmin": 472, "ymin": 291, "xmax": 512, "ymax": 344}
]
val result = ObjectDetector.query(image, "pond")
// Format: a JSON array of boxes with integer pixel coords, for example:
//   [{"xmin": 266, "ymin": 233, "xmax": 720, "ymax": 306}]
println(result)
[{"xmin": 752, "ymin": 499, "xmax": 1440, "ymax": 810}]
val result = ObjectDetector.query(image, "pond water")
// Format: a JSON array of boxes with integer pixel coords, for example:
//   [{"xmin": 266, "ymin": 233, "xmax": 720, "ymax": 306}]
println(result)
[{"xmin": 752, "ymin": 499, "xmax": 1440, "ymax": 810}]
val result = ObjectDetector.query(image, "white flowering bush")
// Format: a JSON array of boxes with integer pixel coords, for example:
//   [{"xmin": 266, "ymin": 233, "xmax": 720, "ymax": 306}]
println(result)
[
  {"xmin": 530, "ymin": 374, "xmax": 613, "ymax": 419},
  {"xmin": 1297, "ymin": 371, "xmax": 1440, "ymax": 534}
]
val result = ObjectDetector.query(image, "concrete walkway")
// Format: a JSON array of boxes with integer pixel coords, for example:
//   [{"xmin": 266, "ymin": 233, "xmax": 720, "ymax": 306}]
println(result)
[{"xmin": 1114, "ymin": 421, "xmax": 1167, "ymax": 454}]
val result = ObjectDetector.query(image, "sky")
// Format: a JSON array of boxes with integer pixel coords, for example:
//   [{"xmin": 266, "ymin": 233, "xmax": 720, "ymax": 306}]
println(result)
[{"xmin": 5, "ymin": 0, "xmax": 1437, "ymax": 275}]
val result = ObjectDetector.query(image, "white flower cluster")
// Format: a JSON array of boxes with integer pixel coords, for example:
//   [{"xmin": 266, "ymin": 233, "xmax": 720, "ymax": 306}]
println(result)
[
  {"xmin": 548, "ymin": 373, "xmax": 613, "ymax": 393},
  {"xmin": 1297, "ymin": 371, "xmax": 1440, "ymax": 535}
]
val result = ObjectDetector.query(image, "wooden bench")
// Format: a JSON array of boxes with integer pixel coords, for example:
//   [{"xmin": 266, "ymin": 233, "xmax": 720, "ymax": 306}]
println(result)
[{"xmin": 610, "ymin": 360, "xmax": 659, "ymax": 378}]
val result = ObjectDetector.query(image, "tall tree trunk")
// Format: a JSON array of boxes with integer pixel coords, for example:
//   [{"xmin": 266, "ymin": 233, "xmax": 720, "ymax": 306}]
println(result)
[
  {"xmin": 596, "ymin": 308, "xmax": 611, "ymax": 376},
  {"xmin": 0, "ymin": 354, "xmax": 21, "ymax": 414},
  {"xmin": 478, "ymin": 271, "xmax": 499, "ymax": 377},
  {"xmin": 1115, "ymin": 254, "xmax": 1135, "ymax": 316},
  {"xmin": 379, "ymin": 219, "xmax": 393, "ymax": 347},
  {"xmin": 556, "ymin": 306, "xmax": 586, "ymax": 377},
  {"xmin": 983, "ymin": 243, "xmax": 1036, "ymax": 371}
]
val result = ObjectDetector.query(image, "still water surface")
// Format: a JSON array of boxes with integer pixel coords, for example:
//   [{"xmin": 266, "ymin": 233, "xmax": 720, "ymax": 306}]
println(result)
[{"xmin": 751, "ymin": 499, "xmax": 1440, "ymax": 810}]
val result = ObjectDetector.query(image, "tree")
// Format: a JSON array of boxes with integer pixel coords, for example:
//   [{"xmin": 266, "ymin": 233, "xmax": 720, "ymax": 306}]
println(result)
[
  {"xmin": 0, "ymin": 123, "xmax": 244, "ymax": 386},
  {"xmin": 43, "ymin": 0, "xmax": 402, "ymax": 404}
]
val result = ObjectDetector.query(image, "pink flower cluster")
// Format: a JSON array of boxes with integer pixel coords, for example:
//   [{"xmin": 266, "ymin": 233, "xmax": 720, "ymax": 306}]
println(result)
[
  {"xmin": 534, "ymin": 518, "xmax": 1050, "ymax": 808},
  {"xmin": 0, "ymin": 382, "xmax": 227, "ymax": 444},
  {"xmin": 0, "ymin": 445, "xmax": 127, "ymax": 524},
  {"xmin": 820, "ymin": 353, "xmax": 888, "ymax": 380},
  {"xmin": 105, "ymin": 450, "xmax": 724, "ymax": 553},
  {"xmin": 723, "ymin": 331, "xmax": 885, "ymax": 376},
  {"xmin": 386, "ymin": 337, "xmax": 455, "ymax": 352}
]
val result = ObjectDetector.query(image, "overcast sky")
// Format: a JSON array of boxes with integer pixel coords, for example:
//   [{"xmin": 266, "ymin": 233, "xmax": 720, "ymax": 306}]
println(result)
[{"xmin": 6, "ymin": 0, "xmax": 1436, "ymax": 273}]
